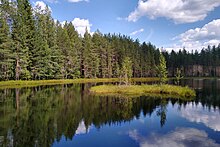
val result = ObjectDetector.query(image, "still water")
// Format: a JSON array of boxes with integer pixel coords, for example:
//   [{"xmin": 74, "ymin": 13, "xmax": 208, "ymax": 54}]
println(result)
[{"xmin": 0, "ymin": 79, "xmax": 220, "ymax": 147}]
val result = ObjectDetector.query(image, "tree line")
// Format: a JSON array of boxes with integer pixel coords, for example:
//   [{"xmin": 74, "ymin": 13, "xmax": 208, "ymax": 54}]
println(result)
[
  {"xmin": 1, "ymin": 0, "xmax": 220, "ymax": 81},
  {"xmin": 164, "ymin": 45, "xmax": 220, "ymax": 76}
]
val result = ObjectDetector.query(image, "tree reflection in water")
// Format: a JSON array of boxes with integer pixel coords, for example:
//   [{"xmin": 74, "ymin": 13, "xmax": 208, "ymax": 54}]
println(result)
[{"xmin": 0, "ymin": 82, "xmax": 219, "ymax": 146}]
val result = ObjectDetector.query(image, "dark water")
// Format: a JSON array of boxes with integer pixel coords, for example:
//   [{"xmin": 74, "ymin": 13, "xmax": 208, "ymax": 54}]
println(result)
[{"xmin": 0, "ymin": 79, "xmax": 220, "ymax": 147}]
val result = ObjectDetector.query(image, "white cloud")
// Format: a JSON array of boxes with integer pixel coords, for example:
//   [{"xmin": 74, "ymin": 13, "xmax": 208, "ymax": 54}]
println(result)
[
  {"xmin": 168, "ymin": 19, "xmax": 220, "ymax": 52},
  {"xmin": 128, "ymin": 128, "xmax": 220, "ymax": 147},
  {"xmin": 62, "ymin": 18, "xmax": 92, "ymax": 36},
  {"xmin": 130, "ymin": 28, "xmax": 144, "ymax": 36},
  {"xmin": 127, "ymin": 0, "xmax": 220, "ymax": 24},
  {"xmin": 67, "ymin": 0, "xmax": 89, "ymax": 3},
  {"xmin": 71, "ymin": 18, "xmax": 92, "ymax": 36},
  {"xmin": 34, "ymin": 1, "xmax": 52, "ymax": 13},
  {"xmin": 180, "ymin": 102, "xmax": 220, "ymax": 131}
]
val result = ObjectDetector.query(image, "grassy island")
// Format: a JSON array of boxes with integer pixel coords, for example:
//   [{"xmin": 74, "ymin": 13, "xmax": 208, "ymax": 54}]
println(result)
[{"xmin": 90, "ymin": 84, "xmax": 196, "ymax": 99}]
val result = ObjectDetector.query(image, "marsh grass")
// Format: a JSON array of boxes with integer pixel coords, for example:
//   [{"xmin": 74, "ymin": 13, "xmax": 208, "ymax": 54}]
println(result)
[
  {"xmin": 90, "ymin": 84, "xmax": 196, "ymax": 99},
  {"xmin": 0, "ymin": 78, "xmax": 159, "ymax": 89}
]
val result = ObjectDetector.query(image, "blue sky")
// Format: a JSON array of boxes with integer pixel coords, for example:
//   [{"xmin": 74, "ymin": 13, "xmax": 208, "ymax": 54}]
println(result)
[{"xmin": 32, "ymin": 0, "xmax": 220, "ymax": 52}]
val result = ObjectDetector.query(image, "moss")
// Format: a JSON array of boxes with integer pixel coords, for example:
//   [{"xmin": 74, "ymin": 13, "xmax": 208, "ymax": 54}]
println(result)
[{"xmin": 90, "ymin": 84, "xmax": 196, "ymax": 99}]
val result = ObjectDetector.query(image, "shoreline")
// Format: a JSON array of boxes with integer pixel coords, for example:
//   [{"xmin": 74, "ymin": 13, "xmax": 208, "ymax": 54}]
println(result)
[{"xmin": 0, "ymin": 78, "xmax": 159, "ymax": 89}]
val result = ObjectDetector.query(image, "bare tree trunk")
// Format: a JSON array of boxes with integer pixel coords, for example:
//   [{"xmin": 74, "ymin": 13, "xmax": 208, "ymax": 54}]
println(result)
[{"xmin": 16, "ymin": 58, "xmax": 20, "ymax": 80}]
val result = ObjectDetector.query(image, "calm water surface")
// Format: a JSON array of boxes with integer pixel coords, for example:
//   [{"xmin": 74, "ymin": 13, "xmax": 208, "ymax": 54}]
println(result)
[{"xmin": 0, "ymin": 79, "xmax": 220, "ymax": 147}]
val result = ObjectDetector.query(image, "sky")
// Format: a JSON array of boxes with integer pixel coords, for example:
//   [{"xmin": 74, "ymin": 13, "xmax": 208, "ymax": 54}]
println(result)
[{"xmin": 31, "ymin": 0, "xmax": 220, "ymax": 52}]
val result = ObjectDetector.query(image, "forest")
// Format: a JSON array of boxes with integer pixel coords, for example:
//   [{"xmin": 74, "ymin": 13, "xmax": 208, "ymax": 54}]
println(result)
[{"xmin": 1, "ymin": 0, "xmax": 220, "ymax": 81}]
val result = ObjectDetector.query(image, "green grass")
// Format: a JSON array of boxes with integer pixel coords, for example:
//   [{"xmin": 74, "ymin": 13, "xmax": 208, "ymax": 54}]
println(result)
[
  {"xmin": 0, "ymin": 78, "xmax": 159, "ymax": 89},
  {"xmin": 90, "ymin": 84, "xmax": 196, "ymax": 99}
]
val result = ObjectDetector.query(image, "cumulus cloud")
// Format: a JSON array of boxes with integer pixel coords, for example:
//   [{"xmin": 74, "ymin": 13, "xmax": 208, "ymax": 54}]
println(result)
[
  {"xmin": 128, "ymin": 128, "xmax": 220, "ymax": 147},
  {"xmin": 67, "ymin": 0, "xmax": 89, "ymax": 3},
  {"xmin": 71, "ymin": 18, "xmax": 92, "ymax": 36},
  {"xmin": 62, "ymin": 18, "xmax": 92, "ymax": 36},
  {"xmin": 180, "ymin": 102, "xmax": 220, "ymax": 131},
  {"xmin": 34, "ymin": 1, "xmax": 52, "ymax": 13},
  {"xmin": 127, "ymin": 0, "xmax": 220, "ymax": 24},
  {"xmin": 130, "ymin": 28, "xmax": 144, "ymax": 36},
  {"xmin": 175, "ymin": 19, "xmax": 220, "ymax": 42},
  {"xmin": 169, "ymin": 19, "xmax": 220, "ymax": 51}
]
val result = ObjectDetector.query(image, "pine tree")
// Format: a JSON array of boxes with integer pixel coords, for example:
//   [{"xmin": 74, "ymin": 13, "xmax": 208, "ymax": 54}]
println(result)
[{"xmin": 157, "ymin": 52, "xmax": 168, "ymax": 84}]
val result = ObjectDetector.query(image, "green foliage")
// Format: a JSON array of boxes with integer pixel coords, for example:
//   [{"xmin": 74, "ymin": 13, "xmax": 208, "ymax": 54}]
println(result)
[
  {"xmin": 175, "ymin": 68, "xmax": 184, "ymax": 85},
  {"xmin": 157, "ymin": 52, "xmax": 168, "ymax": 84},
  {"xmin": 12, "ymin": 0, "xmax": 35, "ymax": 80},
  {"xmin": 0, "ymin": 9, "xmax": 14, "ymax": 80},
  {"xmin": 120, "ymin": 57, "xmax": 133, "ymax": 85},
  {"xmin": 0, "ymin": 0, "xmax": 220, "ymax": 81}
]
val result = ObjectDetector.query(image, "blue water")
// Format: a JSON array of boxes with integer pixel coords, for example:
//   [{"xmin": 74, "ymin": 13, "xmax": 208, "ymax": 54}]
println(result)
[{"xmin": 0, "ymin": 79, "xmax": 220, "ymax": 147}]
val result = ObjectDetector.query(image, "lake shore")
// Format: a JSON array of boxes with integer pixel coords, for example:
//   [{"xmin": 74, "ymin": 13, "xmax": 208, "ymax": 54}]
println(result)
[
  {"xmin": 0, "ymin": 78, "xmax": 159, "ymax": 89},
  {"xmin": 90, "ymin": 84, "xmax": 196, "ymax": 99}
]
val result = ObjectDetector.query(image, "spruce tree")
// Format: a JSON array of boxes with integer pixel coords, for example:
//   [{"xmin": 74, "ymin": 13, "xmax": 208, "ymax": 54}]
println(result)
[
  {"xmin": 65, "ymin": 22, "xmax": 81, "ymax": 78},
  {"xmin": 32, "ymin": 6, "xmax": 51, "ymax": 79},
  {"xmin": 82, "ymin": 28, "xmax": 94, "ymax": 78},
  {"xmin": 121, "ymin": 57, "xmax": 132, "ymax": 85},
  {"xmin": 47, "ymin": 16, "xmax": 62, "ymax": 79},
  {"xmin": 157, "ymin": 52, "xmax": 168, "ymax": 84},
  {"xmin": 12, "ymin": 0, "xmax": 35, "ymax": 80},
  {"xmin": 0, "ymin": 6, "xmax": 14, "ymax": 80},
  {"xmin": 56, "ymin": 22, "xmax": 70, "ymax": 78}
]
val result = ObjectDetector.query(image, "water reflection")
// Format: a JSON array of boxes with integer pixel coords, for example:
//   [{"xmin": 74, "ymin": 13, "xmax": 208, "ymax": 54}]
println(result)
[
  {"xmin": 75, "ymin": 121, "xmax": 91, "ymax": 135},
  {"xmin": 128, "ymin": 128, "xmax": 220, "ymax": 147},
  {"xmin": 180, "ymin": 103, "xmax": 220, "ymax": 131},
  {"xmin": 0, "ymin": 79, "xmax": 220, "ymax": 146},
  {"xmin": 0, "ymin": 84, "xmax": 164, "ymax": 146}
]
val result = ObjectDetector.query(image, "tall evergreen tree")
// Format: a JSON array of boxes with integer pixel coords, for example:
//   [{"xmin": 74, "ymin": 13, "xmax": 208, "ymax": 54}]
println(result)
[
  {"xmin": 0, "ymin": 2, "xmax": 14, "ymax": 80},
  {"xmin": 121, "ymin": 57, "xmax": 132, "ymax": 85},
  {"xmin": 31, "ymin": 5, "xmax": 51, "ymax": 79},
  {"xmin": 157, "ymin": 52, "xmax": 168, "ymax": 84},
  {"xmin": 12, "ymin": 0, "xmax": 35, "ymax": 80},
  {"xmin": 65, "ymin": 22, "xmax": 81, "ymax": 78},
  {"xmin": 82, "ymin": 28, "xmax": 97, "ymax": 78}
]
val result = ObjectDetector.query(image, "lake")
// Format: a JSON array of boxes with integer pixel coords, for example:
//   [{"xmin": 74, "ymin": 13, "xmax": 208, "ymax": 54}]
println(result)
[{"xmin": 0, "ymin": 79, "xmax": 220, "ymax": 147}]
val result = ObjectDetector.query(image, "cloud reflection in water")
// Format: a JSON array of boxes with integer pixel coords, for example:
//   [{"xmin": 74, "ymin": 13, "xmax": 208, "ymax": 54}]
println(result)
[
  {"xmin": 180, "ymin": 103, "xmax": 220, "ymax": 131},
  {"xmin": 128, "ymin": 127, "xmax": 219, "ymax": 147}
]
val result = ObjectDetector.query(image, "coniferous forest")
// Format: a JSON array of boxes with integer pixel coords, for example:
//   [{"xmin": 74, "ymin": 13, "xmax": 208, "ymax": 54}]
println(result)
[{"xmin": 1, "ymin": 0, "xmax": 220, "ymax": 81}]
